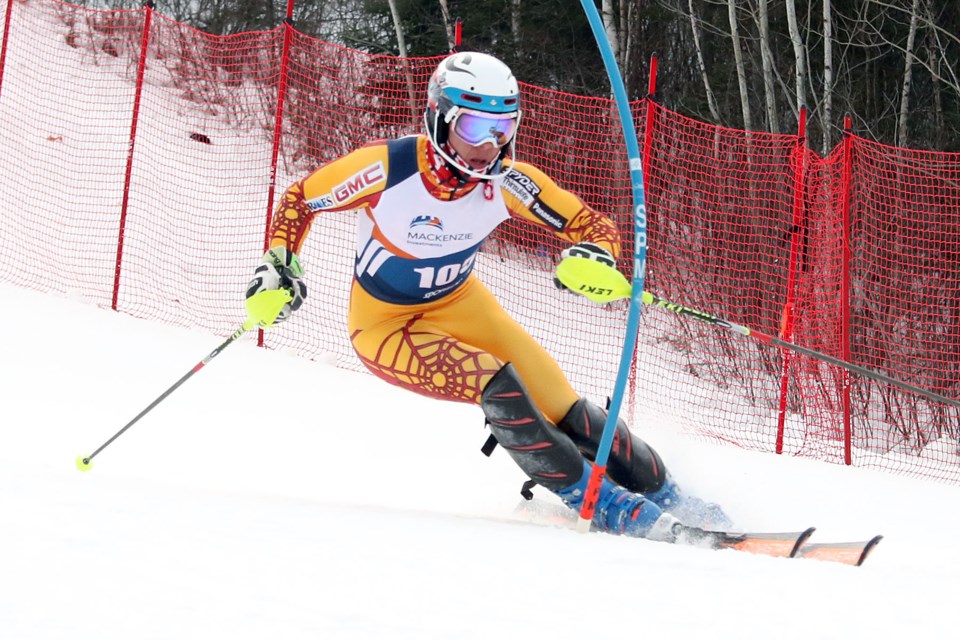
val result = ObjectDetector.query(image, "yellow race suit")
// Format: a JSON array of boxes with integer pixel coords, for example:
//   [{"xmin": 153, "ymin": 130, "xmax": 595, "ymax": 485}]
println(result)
[{"xmin": 267, "ymin": 135, "xmax": 621, "ymax": 424}]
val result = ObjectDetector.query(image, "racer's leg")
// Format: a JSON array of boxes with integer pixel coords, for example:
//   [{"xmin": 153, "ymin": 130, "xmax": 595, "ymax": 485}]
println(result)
[
  {"xmin": 349, "ymin": 279, "xmax": 502, "ymax": 403},
  {"xmin": 348, "ymin": 276, "xmax": 577, "ymax": 412},
  {"xmin": 347, "ymin": 279, "xmax": 680, "ymax": 538},
  {"xmin": 433, "ymin": 279, "xmax": 728, "ymax": 525},
  {"xmin": 351, "ymin": 277, "xmax": 668, "ymax": 495},
  {"xmin": 481, "ymin": 364, "xmax": 678, "ymax": 540},
  {"xmin": 426, "ymin": 276, "xmax": 579, "ymax": 424},
  {"xmin": 556, "ymin": 398, "xmax": 667, "ymax": 494}
]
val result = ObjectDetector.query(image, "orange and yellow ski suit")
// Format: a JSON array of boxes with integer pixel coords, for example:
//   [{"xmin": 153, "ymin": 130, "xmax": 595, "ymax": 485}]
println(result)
[{"xmin": 267, "ymin": 135, "xmax": 621, "ymax": 424}]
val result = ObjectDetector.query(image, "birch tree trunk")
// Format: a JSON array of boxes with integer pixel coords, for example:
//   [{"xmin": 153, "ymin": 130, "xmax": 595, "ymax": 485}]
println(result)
[
  {"xmin": 822, "ymin": 0, "xmax": 834, "ymax": 154},
  {"xmin": 386, "ymin": 0, "xmax": 416, "ymax": 121},
  {"xmin": 437, "ymin": 0, "xmax": 454, "ymax": 52},
  {"xmin": 785, "ymin": 0, "xmax": 806, "ymax": 113},
  {"xmin": 386, "ymin": 0, "xmax": 408, "ymax": 58},
  {"xmin": 897, "ymin": 0, "xmax": 922, "ymax": 148},
  {"xmin": 728, "ymin": 0, "xmax": 752, "ymax": 130},
  {"xmin": 510, "ymin": 0, "xmax": 521, "ymax": 47},
  {"xmin": 758, "ymin": 0, "xmax": 778, "ymax": 133},
  {"xmin": 619, "ymin": 0, "xmax": 629, "ymax": 81},
  {"xmin": 688, "ymin": 0, "xmax": 721, "ymax": 122},
  {"xmin": 602, "ymin": 0, "xmax": 619, "ymax": 62},
  {"xmin": 926, "ymin": 3, "xmax": 944, "ymax": 148}
]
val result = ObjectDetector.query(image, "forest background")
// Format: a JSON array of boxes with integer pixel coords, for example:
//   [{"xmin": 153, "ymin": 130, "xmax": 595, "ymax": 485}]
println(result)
[{"xmin": 65, "ymin": 0, "xmax": 960, "ymax": 153}]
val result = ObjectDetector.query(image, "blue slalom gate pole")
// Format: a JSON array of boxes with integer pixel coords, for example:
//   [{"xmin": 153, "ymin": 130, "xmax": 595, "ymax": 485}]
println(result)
[{"xmin": 575, "ymin": 0, "xmax": 649, "ymax": 532}]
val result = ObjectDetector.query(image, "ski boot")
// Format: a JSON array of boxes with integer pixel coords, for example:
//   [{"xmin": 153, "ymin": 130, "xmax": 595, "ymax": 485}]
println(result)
[
  {"xmin": 555, "ymin": 460, "xmax": 681, "ymax": 541},
  {"xmin": 558, "ymin": 398, "xmax": 732, "ymax": 530}
]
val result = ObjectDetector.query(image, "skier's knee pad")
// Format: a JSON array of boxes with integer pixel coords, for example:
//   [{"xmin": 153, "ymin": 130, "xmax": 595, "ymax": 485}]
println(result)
[
  {"xmin": 481, "ymin": 364, "xmax": 584, "ymax": 491},
  {"xmin": 557, "ymin": 398, "xmax": 667, "ymax": 494}
]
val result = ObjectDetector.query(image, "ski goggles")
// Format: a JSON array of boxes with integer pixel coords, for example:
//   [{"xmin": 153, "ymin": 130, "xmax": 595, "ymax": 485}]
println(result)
[{"xmin": 451, "ymin": 108, "xmax": 519, "ymax": 147}]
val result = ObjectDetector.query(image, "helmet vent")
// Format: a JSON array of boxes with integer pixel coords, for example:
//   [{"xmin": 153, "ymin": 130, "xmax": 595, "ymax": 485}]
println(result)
[{"xmin": 460, "ymin": 93, "xmax": 482, "ymax": 103}]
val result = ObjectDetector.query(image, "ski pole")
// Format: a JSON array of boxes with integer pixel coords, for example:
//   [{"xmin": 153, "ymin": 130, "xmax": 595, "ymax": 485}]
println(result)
[
  {"xmin": 639, "ymin": 289, "xmax": 960, "ymax": 410},
  {"xmin": 75, "ymin": 289, "xmax": 291, "ymax": 471},
  {"xmin": 555, "ymin": 256, "xmax": 960, "ymax": 410}
]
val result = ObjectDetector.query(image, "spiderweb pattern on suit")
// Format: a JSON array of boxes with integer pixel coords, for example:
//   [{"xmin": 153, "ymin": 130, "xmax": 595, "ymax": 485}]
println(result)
[{"xmin": 355, "ymin": 317, "xmax": 502, "ymax": 405}]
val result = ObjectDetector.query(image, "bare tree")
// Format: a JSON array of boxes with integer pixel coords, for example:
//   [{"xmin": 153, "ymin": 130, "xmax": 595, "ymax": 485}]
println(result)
[
  {"xmin": 784, "ymin": 0, "xmax": 806, "ymax": 113},
  {"xmin": 897, "ymin": 0, "xmax": 922, "ymax": 147},
  {"xmin": 925, "ymin": 0, "xmax": 944, "ymax": 147},
  {"xmin": 602, "ymin": 0, "xmax": 620, "ymax": 63},
  {"xmin": 619, "ymin": 0, "xmax": 630, "ymax": 86},
  {"xmin": 386, "ymin": 0, "xmax": 408, "ymax": 57},
  {"xmin": 386, "ymin": 0, "xmax": 417, "ymax": 122},
  {"xmin": 687, "ymin": 0, "xmax": 721, "ymax": 122},
  {"xmin": 728, "ymin": 0, "xmax": 752, "ymax": 130},
  {"xmin": 822, "ymin": 0, "xmax": 834, "ymax": 154},
  {"xmin": 757, "ymin": 0, "xmax": 778, "ymax": 133},
  {"xmin": 510, "ymin": 0, "xmax": 521, "ymax": 48},
  {"xmin": 437, "ymin": 0, "xmax": 455, "ymax": 52}
]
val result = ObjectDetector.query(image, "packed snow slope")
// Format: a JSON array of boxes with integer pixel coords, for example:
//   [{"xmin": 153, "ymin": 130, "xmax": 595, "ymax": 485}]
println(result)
[{"xmin": 1, "ymin": 283, "xmax": 955, "ymax": 640}]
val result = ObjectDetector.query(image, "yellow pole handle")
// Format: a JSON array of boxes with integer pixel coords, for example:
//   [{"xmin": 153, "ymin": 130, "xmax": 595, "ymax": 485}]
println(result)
[{"xmin": 244, "ymin": 288, "xmax": 293, "ymax": 328}]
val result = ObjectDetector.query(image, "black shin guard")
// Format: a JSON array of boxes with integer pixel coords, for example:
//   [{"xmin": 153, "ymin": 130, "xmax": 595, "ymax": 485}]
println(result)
[
  {"xmin": 558, "ymin": 399, "xmax": 667, "ymax": 494},
  {"xmin": 480, "ymin": 364, "xmax": 584, "ymax": 492}
]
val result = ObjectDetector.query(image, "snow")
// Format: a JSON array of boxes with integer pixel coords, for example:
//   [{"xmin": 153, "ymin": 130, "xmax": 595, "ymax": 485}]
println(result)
[
  {"xmin": 1, "ymin": 3, "xmax": 958, "ymax": 637},
  {"xmin": 1, "ymin": 282, "xmax": 958, "ymax": 640}
]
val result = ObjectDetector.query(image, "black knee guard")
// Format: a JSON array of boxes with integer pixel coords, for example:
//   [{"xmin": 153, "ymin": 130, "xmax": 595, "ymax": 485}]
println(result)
[
  {"xmin": 558, "ymin": 399, "xmax": 667, "ymax": 494},
  {"xmin": 480, "ymin": 364, "xmax": 584, "ymax": 491}
]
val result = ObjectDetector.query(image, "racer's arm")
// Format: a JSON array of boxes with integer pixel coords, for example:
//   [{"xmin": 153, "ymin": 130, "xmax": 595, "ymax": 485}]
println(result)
[
  {"xmin": 249, "ymin": 142, "xmax": 391, "ymax": 325},
  {"xmin": 500, "ymin": 161, "xmax": 622, "ymax": 259},
  {"xmin": 267, "ymin": 142, "xmax": 391, "ymax": 253}
]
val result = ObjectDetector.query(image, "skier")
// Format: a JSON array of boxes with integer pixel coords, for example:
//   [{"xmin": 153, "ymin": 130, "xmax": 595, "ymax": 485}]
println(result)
[{"xmin": 246, "ymin": 51, "xmax": 728, "ymax": 540}]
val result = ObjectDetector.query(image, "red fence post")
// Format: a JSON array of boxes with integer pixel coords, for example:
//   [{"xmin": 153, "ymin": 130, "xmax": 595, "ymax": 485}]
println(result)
[
  {"xmin": 642, "ymin": 54, "xmax": 658, "ymax": 179},
  {"xmin": 0, "ymin": 0, "xmax": 15, "ymax": 99},
  {"xmin": 775, "ymin": 106, "xmax": 808, "ymax": 454},
  {"xmin": 112, "ymin": 1, "xmax": 155, "ymax": 311},
  {"xmin": 263, "ymin": 21, "xmax": 294, "ymax": 252},
  {"xmin": 840, "ymin": 114, "xmax": 855, "ymax": 465},
  {"xmin": 258, "ymin": 13, "xmax": 295, "ymax": 347}
]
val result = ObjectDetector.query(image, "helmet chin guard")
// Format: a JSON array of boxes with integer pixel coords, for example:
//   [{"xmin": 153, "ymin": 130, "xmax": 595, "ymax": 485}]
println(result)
[{"xmin": 424, "ymin": 52, "xmax": 521, "ymax": 180}]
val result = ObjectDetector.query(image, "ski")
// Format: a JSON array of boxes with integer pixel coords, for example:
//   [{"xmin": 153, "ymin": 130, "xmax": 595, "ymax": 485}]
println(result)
[
  {"xmin": 510, "ymin": 501, "xmax": 882, "ymax": 566},
  {"xmin": 794, "ymin": 535, "xmax": 884, "ymax": 567},
  {"xmin": 696, "ymin": 526, "xmax": 816, "ymax": 559},
  {"xmin": 697, "ymin": 527, "xmax": 883, "ymax": 566}
]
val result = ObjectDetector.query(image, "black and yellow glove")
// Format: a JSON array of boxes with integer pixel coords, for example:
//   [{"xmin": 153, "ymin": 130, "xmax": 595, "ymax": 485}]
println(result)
[
  {"xmin": 245, "ymin": 247, "xmax": 307, "ymax": 325},
  {"xmin": 554, "ymin": 242, "xmax": 632, "ymax": 304}
]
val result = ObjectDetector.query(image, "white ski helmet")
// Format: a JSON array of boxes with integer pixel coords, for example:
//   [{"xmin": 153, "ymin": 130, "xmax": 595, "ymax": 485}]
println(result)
[{"xmin": 424, "ymin": 51, "xmax": 522, "ymax": 179}]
